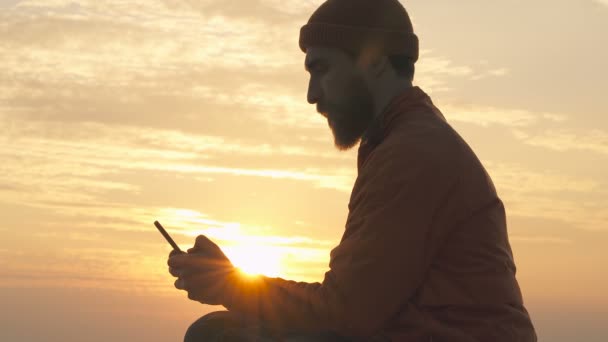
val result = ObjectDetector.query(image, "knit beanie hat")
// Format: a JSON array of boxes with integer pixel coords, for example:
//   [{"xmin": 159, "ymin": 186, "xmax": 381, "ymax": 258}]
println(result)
[{"xmin": 299, "ymin": 0, "xmax": 419, "ymax": 63}]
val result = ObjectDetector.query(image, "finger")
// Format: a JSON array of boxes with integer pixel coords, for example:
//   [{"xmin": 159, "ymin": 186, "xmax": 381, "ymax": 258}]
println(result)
[
  {"xmin": 193, "ymin": 235, "xmax": 222, "ymax": 253},
  {"xmin": 172, "ymin": 262, "xmax": 224, "ymax": 278},
  {"xmin": 168, "ymin": 254, "xmax": 216, "ymax": 268},
  {"xmin": 168, "ymin": 266, "xmax": 182, "ymax": 278},
  {"xmin": 194, "ymin": 236, "xmax": 229, "ymax": 261},
  {"xmin": 172, "ymin": 267, "xmax": 205, "ymax": 278},
  {"xmin": 174, "ymin": 277, "xmax": 187, "ymax": 290},
  {"xmin": 181, "ymin": 274, "xmax": 227, "ymax": 305},
  {"xmin": 187, "ymin": 246, "xmax": 208, "ymax": 255},
  {"xmin": 168, "ymin": 253, "xmax": 192, "ymax": 268},
  {"xmin": 187, "ymin": 238, "xmax": 214, "ymax": 256},
  {"xmin": 194, "ymin": 234, "xmax": 212, "ymax": 247},
  {"xmin": 181, "ymin": 275, "xmax": 207, "ymax": 302},
  {"xmin": 169, "ymin": 249, "xmax": 185, "ymax": 258}
]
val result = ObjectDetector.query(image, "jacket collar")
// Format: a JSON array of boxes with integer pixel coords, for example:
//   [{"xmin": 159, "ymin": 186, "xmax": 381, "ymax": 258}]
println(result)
[{"xmin": 357, "ymin": 86, "xmax": 429, "ymax": 171}]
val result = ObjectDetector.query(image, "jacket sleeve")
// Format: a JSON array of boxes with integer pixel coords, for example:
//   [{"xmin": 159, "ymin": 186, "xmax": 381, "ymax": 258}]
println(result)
[{"xmin": 221, "ymin": 144, "xmax": 460, "ymax": 337}]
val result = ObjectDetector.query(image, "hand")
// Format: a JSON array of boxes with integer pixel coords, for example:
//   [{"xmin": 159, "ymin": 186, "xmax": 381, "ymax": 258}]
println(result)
[
  {"xmin": 167, "ymin": 249, "xmax": 185, "ymax": 277},
  {"xmin": 167, "ymin": 235, "xmax": 236, "ymax": 305}
]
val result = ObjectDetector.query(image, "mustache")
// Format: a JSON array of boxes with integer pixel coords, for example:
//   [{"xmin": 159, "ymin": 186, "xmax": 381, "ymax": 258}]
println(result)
[{"xmin": 316, "ymin": 104, "xmax": 329, "ymax": 117}]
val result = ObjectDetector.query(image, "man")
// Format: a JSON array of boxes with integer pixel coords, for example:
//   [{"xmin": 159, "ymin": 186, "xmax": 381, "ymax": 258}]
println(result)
[{"xmin": 167, "ymin": 0, "xmax": 537, "ymax": 341}]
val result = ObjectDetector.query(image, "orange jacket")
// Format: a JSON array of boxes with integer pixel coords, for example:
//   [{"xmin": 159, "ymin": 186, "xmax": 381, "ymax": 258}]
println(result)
[{"xmin": 223, "ymin": 87, "xmax": 537, "ymax": 341}]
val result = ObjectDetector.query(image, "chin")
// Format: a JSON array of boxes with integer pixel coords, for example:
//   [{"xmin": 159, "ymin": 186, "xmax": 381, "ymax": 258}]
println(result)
[
  {"xmin": 328, "ymin": 117, "xmax": 367, "ymax": 151},
  {"xmin": 332, "ymin": 132, "xmax": 362, "ymax": 151}
]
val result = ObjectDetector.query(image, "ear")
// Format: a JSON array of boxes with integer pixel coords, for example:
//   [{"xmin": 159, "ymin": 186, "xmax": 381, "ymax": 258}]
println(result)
[
  {"xmin": 369, "ymin": 56, "xmax": 390, "ymax": 78},
  {"xmin": 358, "ymin": 54, "xmax": 390, "ymax": 79}
]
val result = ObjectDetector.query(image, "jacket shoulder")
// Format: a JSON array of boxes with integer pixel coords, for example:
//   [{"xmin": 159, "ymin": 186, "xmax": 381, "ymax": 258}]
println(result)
[
  {"xmin": 367, "ymin": 109, "xmax": 500, "ymax": 209},
  {"xmin": 374, "ymin": 110, "xmax": 465, "ymax": 172}
]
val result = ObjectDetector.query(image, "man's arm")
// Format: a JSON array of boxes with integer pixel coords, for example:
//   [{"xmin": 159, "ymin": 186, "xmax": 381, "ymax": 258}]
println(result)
[{"xmin": 222, "ymin": 145, "xmax": 460, "ymax": 337}]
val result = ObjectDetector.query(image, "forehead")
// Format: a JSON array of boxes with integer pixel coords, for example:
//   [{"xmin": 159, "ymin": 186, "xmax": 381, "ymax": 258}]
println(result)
[{"xmin": 304, "ymin": 46, "xmax": 351, "ymax": 67}]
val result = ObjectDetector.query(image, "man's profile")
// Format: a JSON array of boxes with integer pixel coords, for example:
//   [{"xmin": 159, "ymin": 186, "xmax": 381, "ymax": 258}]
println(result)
[{"xmin": 166, "ymin": 0, "xmax": 538, "ymax": 341}]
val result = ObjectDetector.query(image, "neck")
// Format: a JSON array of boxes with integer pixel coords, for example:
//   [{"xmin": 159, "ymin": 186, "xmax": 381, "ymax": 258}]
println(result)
[
  {"xmin": 372, "ymin": 79, "xmax": 413, "ymax": 119},
  {"xmin": 361, "ymin": 79, "xmax": 413, "ymax": 146}
]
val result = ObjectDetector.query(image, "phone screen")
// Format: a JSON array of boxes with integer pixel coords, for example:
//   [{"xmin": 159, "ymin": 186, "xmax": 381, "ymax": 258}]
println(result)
[{"xmin": 154, "ymin": 221, "xmax": 183, "ymax": 252}]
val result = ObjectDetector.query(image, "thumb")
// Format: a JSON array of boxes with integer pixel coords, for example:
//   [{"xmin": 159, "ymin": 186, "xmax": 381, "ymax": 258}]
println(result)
[
  {"xmin": 189, "ymin": 235, "xmax": 227, "ymax": 259},
  {"xmin": 188, "ymin": 235, "xmax": 215, "ymax": 254}
]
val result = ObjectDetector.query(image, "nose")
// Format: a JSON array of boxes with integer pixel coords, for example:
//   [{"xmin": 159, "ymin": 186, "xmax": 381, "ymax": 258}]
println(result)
[{"xmin": 307, "ymin": 77, "xmax": 321, "ymax": 105}]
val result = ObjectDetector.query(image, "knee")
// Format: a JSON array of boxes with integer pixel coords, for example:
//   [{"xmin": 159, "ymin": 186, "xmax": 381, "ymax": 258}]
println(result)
[{"xmin": 184, "ymin": 311, "xmax": 235, "ymax": 342}]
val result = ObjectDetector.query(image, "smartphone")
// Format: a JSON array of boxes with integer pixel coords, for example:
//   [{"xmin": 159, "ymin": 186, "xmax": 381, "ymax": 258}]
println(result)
[{"xmin": 153, "ymin": 220, "xmax": 183, "ymax": 253}]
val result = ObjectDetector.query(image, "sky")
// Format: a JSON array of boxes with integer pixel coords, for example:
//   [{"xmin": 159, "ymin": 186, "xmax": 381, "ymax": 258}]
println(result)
[{"xmin": 1, "ymin": 0, "xmax": 607, "ymax": 341}]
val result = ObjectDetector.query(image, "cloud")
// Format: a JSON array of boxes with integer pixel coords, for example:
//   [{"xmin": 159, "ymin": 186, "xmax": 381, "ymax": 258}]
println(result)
[
  {"xmin": 470, "ymin": 67, "xmax": 510, "ymax": 81},
  {"xmin": 593, "ymin": 0, "xmax": 608, "ymax": 7},
  {"xmin": 4, "ymin": 0, "xmax": 302, "ymax": 68},
  {"xmin": 487, "ymin": 162, "xmax": 601, "ymax": 194},
  {"xmin": 442, "ymin": 104, "xmax": 567, "ymax": 128},
  {"xmin": 0, "ymin": 1, "xmax": 345, "ymax": 207},
  {"xmin": 0, "ymin": 2, "xmax": 322, "ymax": 141},
  {"xmin": 415, "ymin": 51, "xmax": 473, "ymax": 92},
  {"xmin": 0, "ymin": 117, "xmax": 355, "ymax": 211},
  {"xmin": 1, "ymin": 0, "xmax": 511, "ymax": 134},
  {"xmin": 0, "ymin": 204, "xmax": 335, "ymax": 289},
  {"xmin": 440, "ymin": 103, "xmax": 606, "ymax": 161},
  {"xmin": 510, "ymin": 235, "xmax": 572, "ymax": 244},
  {"xmin": 514, "ymin": 129, "xmax": 608, "ymax": 156},
  {"xmin": 159, "ymin": 0, "xmax": 312, "ymax": 24},
  {"xmin": 486, "ymin": 162, "xmax": 608, "ymax": 232},
  {"xmin": 415, "ymin": 50, "xmax": 513, "ymax": 92}
]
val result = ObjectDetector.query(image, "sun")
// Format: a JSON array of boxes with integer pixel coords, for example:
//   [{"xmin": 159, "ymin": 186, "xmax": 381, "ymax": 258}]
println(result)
[{"xmin": 223, "ymin": 244, "xmax": 283, "ymax": 278}]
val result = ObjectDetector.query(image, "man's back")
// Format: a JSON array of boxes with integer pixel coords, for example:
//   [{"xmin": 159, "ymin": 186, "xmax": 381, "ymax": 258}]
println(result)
[{"xmin": 348, "ymin": 86, "xmax": 536, "ymax": 341}]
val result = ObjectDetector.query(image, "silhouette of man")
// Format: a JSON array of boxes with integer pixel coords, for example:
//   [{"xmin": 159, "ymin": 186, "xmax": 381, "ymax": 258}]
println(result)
[{"xmin": 167, "ymin": 0, "xmax": 537, "ymax": 341}]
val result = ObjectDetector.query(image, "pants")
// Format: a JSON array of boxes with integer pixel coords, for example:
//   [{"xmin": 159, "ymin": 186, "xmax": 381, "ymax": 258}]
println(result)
[{"xmin": 184, "ymin": 311, "xmax": 356, "ymax": 342}]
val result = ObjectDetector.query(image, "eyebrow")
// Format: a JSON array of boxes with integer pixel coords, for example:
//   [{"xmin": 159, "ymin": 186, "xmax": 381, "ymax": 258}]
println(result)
[{"xmin": 305, "ymin": 58, "xmax": 328, "ymax": 72}]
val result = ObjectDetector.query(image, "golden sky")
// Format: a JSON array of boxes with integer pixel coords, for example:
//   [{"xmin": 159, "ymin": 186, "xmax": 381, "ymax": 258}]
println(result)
[{"xmin": 1, "ymin": 0, "xmax": 607, "ymax": 341}]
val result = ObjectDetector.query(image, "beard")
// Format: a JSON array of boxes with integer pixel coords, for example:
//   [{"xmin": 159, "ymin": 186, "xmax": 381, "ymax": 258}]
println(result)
[{"xmin": 318, "ymin": 76, "xmax": 375, "ymax": 151}]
